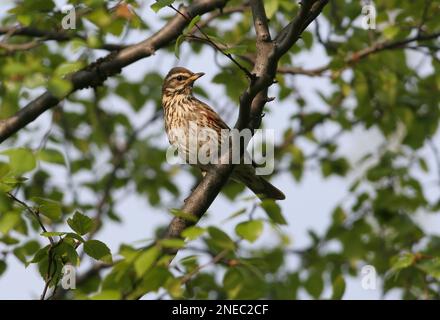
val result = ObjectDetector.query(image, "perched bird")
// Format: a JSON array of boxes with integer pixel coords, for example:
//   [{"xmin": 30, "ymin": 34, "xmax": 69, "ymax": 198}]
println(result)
[{"xmin": 161, "ymin": 67, "xmax": 285, "ymax": 200}]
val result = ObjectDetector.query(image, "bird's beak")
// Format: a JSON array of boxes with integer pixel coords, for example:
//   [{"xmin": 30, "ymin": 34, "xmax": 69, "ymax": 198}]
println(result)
[{"xmin": 187, "ymin": 72, "xmax": 205, "ymax": 84}]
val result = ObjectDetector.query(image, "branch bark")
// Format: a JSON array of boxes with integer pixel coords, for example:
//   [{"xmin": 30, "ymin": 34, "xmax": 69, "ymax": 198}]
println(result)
[{"xmin": 0, "ymin": 0, "xmax": 229, "ymax": 143}]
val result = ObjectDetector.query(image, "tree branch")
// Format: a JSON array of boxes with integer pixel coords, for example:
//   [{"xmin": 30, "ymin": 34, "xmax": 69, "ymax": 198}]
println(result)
[
  {"xmin": 189, "ymin": 3, "xmax": 250, "ymax": 31},
  {"xmin": 0, "ymin": 0, "xmax": 229, "ymax": 144},
  {"xmin": 278, "ymin": 30, "xmax": 440, "ymax": 77},
  {"xmin": 274, "ymin": 0, "xmax": 317, "ymax": 56},
  {"xmin": 0, "ymin": 26, "xmax": 125, "ymax": 51},
  {"xmin": 248, "ymin": 0, "xmax": 272, "ymax": 130}
]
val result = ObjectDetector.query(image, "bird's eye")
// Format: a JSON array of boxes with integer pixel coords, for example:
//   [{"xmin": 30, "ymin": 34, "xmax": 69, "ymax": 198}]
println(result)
[{"xmin": 176, "ymin": 75, "xmax": 183, "ymax": 81}]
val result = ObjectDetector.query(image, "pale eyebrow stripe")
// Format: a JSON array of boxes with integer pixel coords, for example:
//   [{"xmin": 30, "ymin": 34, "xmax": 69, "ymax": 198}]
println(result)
[{"xmin": 166, "ymin": 72, "xmax": 191, "ymax": 81}]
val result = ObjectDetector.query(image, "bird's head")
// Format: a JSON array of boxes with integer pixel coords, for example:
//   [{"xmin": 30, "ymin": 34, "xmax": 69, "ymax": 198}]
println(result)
[{"xmin": 162, "ymin": 67, "xmax": 204, "ymax": 97}]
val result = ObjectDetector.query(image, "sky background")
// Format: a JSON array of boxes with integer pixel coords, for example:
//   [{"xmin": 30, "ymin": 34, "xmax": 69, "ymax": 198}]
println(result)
[{"xmin": 1, "ymin": 0, "xmax": 440, "ymax": 299}]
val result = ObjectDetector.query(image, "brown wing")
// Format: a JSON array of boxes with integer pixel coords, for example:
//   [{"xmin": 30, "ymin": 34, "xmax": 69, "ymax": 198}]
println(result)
[{"xmin": 195, "ymin": 98, "xmax": 230, "ymax": 131}]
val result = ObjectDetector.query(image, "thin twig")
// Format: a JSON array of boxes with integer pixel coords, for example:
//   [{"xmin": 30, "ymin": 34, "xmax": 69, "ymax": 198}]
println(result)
[
  {"xmin": 417, "ymin": 0, "xmax": 433, "ymax": 36},
  {"xmin": 179, "ymin": 249, "xmax": 230, "ymax": 285},
  {"xmin": 168, "ymin": 4, "xmax": 254, "ymax": 79},
  {"xmin": 40, "ymin": 239, "xmax": 64, "ymax": 300},
  {"xmin": 7, "ymin": 192, "xmax": 54, "ymax": 245},
  {"xmin": 0, "ymin": 40, "xmax": 41, "ymax": 54}
]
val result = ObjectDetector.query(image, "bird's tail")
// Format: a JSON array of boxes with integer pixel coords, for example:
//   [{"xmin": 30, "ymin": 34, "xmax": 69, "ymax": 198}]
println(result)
[{"xmin": 231, "ymin": 164, "xmax": 285, "ymax": 200}]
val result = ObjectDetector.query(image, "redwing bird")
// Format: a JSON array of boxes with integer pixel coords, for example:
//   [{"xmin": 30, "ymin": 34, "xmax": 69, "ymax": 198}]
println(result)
[{"xmin": 161, "ymin": 67, "xmax": 285, "ymax": 200}]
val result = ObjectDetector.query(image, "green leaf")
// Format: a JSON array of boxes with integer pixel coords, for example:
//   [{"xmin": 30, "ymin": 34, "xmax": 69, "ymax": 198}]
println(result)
[
  {"xmin": 186, "ymin": 15, "xmax": 200, "ymax": 31},
  {"xmin": 223, "ymin": 45, "xmax": 249, "ymax": 55},
  {"xmin": 260, "ymin": 200, "xmax": 287, "ymax": 225},
  {"xmin": 0, "ymin": 212, "xmax": 20, "ymax": 234},
  {"xmin": 383, "ymin": 25, "xmax": 399, "ymax": 40},
  {"xmin": 0, "ymin": 148, "xmax": 36, "ymax": 175},
  {"xmin": 224, "ymin": 208, "xmax": 247, "ymax": 221},
  {"xmin": 174, "ymin": 34, "xmax": 185, "ymax": 59},
  {"xmin": 65, "ymin": 232, "xmax": 85, "ymax": 243},
  {"xmin": 418, "ymin": 257, "xmax": 440, "ymax": 280},
  {"xmin": 304, "ymin": 271, "xmax": 324, "ymax": 299},
  {"xmin": 235, "ymin": 220, "xmax": 264, "ymax": 243},
  {"xmin": 37, "ymin": 255, "xmax": 63, "ymax": 287},
  {"xmin": 151, "ymin": 0, "xmax": 174, "ymax": 13},
  {"xmin": 265, "ymin": 0, "xmax": 279, "ymax": 19},
  {"xmin": 0, "ymin": 162, "xmax": 11, "ymax": 180},
  {"xmin": 139, "ymin": 267, "xmax": 172, "ymax": 293},
  {"xmin": 32, "ymin": 197, "xmax": 62, "ymax": 220},
  {"xmin": 30, "ymin": 246, "xmax": 50, "ymax": 264},
  {"xmin": 91, "ymin": 290, "xmax": 121, "ymax": 300},
  {"xmin": 134, "ymin": 246, "xmax": 160, "ymax": 277},
  {"xmin": 169, "ymin": 208, "xmax": 197, "ymax": 222},
  {"xmin": 87, "ymin": 8, "xmax": 111, "ymax": 28},
  {"xmin": 212, "ymin": 69, "xmax": 247, "ymax": 100},
  {"xmin": 0, "ymin": 260, "xmax": 6, "ymax": 276},
  {"xmin": 48, "ymin": 78, "xmax": 72, "ymax": 99},
  {"xmin": 418, "ymin": 158, "xmax": 429, "ymax": 172},
  {"xmin": 181, "ymin": 226, "xmax": 205, "ymax": 240},
  {"xmin": 0, "ymin": 235, "xmax": 19, "ymax": 245},
  {"xmin": 223, "ymin": 266, "xmax": 265, "ymax": 299},
  {"xmin": 165, "ymin": 277, "xmax": 184, "ymax": 298},
  {"xmin": 332, "ymin": 206, "xmax": 346, "ymax": 224},
  {"xmin": 55, "ymin": 242, "xmax": 80, "ymax": 266},
  {"xmin": 84, "ymin": 240, "xmax": 112, "ymax": 263},
  {"xmin": 54, "ymin": 61, "xmax": 85, "ymax": 77},
  {"xmin": 159, "ymin": 238, "xmax": 186, "ymax": 249},
  {"xmin": 86, "ymin": 35, "xmax": 102, "ymax": 48},
  {"xmin": 13, "ymin": 240, "xmax": 40, "ymax": 265},
  {"xmin": 301, "ymin": 31, "xmax": 314, "ymax": 49},
  {"xmin": 37, "ymin": 149, "xmax": 65, "ymax": 166},
  {"xmin": 2, "ymin": 61, "xmax": 31, "ymax": 77},
  {"xmin": 40, "ymin": 231, "xmax": 66, "ymax": 237},
  {"xmin": 67, "ymin": 211, "xmax": 93, "ymax": 236},
  {"xmin": 321, "ymin": 157, "xmax": 350, "ymax": 177},
  {"xmin": 331, "ymin": 275, "xmax": 346, "ymax": 300},
  {"xmin": 9, "ymin": 0, "xmax": 55, "ymax": 12},
  {"xmin": 207, "ymin": 227, "xmax": 235, "ymax": 250},
  {"xmin": 391, "ymin": 252, "xmax": 415, "ymax": 272},
  {"xmin": 223, "ymin": 268, "xmax": 243, "ymax": 293}
]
